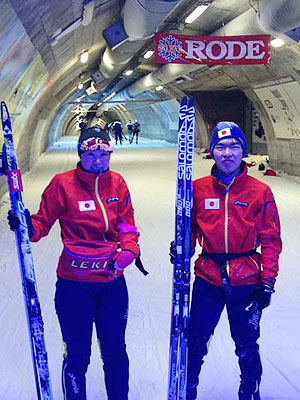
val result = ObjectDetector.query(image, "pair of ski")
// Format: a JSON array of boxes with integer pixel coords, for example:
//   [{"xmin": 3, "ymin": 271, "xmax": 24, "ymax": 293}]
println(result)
[
  {"xmin": 1, "ymin": 102, "xmax": 53, "ymax": 399},
  {"xmin": 168, "ymin": 97, "xmax": 195, "ymax": 400}
]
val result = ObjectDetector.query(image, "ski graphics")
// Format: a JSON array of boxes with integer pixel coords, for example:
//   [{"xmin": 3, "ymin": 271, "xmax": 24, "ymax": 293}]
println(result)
[
  {"xmin": 1, "ymin": 101, "xmax": 53, "ymax": 400},
  {"xmin": 168, "ymin": 97, "xmax": 195, "ymax": 400}
]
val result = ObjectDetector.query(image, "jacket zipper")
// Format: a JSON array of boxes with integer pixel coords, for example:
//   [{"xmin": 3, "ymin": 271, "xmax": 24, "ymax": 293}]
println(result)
[
  {"xmin": 95, "ymin": 176, "xmax": 109, "ymax": 240},
  {"xmin": 224, "ymin": 179, "xmax": 234, "ymax": 276},
  {"xmin": 95, "ymin": 176, "xmax": 117, "ymax": 278}
]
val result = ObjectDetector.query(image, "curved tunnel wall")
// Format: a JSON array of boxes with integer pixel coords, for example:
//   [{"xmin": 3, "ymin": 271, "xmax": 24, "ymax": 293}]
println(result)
[{"xmin": 1, "ymin": 0, "xmax": 300, "ymax": 209}]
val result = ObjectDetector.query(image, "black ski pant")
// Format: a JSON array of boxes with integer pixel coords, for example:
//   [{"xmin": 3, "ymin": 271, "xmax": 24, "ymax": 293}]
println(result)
[
  {"xmin": 55, "ymin": 275, "xmax": 129, "ymax": 400},
  {"xmin": 115, "ymin": 132, "xmax": 123, "ymax": 145},
  {"xmin": 187, "ymin": 277, "xmax": 262, "ymax": 399},
  {"xmin": 133, "ymin": 132, "xmax": 139, "ymax": 144}
]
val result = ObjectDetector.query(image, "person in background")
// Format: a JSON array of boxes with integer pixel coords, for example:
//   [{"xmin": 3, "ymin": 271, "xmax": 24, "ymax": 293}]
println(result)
[
  {"xmin": 171, "ymin": 121, "xmax": 282, "ymax": 400},
  {"xmin": 126, "ymin": 120, "xmax": 133, "ymax": 144},
  {"xmin": 113, "ymin": 119, "xmax": 124, "ymax": 145},
  {"xmin": 104, "ymin": 121, "xmax": 110, "ymax": 135},
  {"xmin": 8, "ymin": 126, "xmax": 140, "ymax": 400},
  {"xmin": 108, "ymin": 121, "xmax": 114, "ymax": 137},
  {"xmin": 132, "ymin": 120, "xmax": 141, "ymax": 144}
]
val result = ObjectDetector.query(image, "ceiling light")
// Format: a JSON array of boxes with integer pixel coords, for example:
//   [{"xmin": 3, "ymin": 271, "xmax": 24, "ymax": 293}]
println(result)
[
  {"xmin": 80, "ymin": 51, "xmax": 89, "ymax": 63},
  {"xmin": 156, "ymin": 85, "xmax": 164, "ymax": 91},
  {"xmin": 103, "ymin": 92, "xmax": 117, "ymax": 102},
  {"xmin": 78, "ymin": 83, "xmax": 83, "ymax": 90},
  {"xmin": 97, "ymin": 102, "xmax": 103, "ymax": 106},
  {"xmin": 144, "ymin": 50, "xmax": 154, "ymax": 59},
  {"xmin": 185, "ymin": 5, "xmax": 210, "ymax": 24},
  {"xmin": 271, "ymin": 38, "xmax": 285, "ymax": 47},
  {"xmin": 125, "ymin": 69, "xmax": 133, "ymax": 76}
]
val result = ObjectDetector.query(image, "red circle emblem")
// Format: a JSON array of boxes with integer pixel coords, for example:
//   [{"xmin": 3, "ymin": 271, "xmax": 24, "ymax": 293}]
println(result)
[
  {"xmin": 85, "ymin": 203, "xmax": 90, "ymax": 208},
  {"xmin": 221, "ymin": 130, "xmax": 227, "ymax": 135},
  {"xmin": 210, "ymin": 201, "xmax": 215, "ymax": 207}
]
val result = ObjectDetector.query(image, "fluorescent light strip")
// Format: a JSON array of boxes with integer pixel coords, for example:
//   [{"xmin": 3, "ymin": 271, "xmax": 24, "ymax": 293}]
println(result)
[
  {"xmin": 103, "ymin": 92, "xmax": 116, "ymax": 102},
  {"xmin": 144, "ymin": 50, "xmax": 154, "ymax": 59},
  {"xmin": 185, "ymin": 5, "xmax": 209, "ymax": 24},
  {"xmin": 80, "ymin": 51, "xmax": 89, "ymax": 63},
  {"xmin": 271, "ymin": 38, "xmax": 285, "ymax": 47}
]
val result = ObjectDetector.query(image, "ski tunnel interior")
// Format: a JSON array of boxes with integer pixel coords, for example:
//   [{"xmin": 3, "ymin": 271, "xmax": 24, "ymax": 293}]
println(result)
[{"xmin": 1, "ymin": 0, "xmax": 300, "ymax": 399}]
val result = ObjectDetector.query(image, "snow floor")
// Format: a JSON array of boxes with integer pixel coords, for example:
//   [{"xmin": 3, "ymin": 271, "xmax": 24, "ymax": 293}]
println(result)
[{"xmin": 0, "ymin": 137, "xmax": 299, "ymax": 399}]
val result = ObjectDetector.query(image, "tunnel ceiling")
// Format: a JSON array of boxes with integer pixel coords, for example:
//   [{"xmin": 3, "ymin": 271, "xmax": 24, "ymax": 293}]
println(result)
[
  {"xmin": 3, "ymin": 1, "xmax": 300, "ymax": 102},
  {"xmin": 1, "ymin": 0, "xmax": 300, "ymax": 139},
  {"xmin": 2, "ymin": 0, "xmax": 263, "ymax": 103}
]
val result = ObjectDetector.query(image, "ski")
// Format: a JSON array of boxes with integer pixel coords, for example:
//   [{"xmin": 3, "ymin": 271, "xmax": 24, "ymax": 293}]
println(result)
[
  {"xmin": 168, "ymin": 97, "xmax": 195, "ymax": 400},
  {"xmin": 1, "ymin": 101, "xmax": 53, "ymax": 400}
]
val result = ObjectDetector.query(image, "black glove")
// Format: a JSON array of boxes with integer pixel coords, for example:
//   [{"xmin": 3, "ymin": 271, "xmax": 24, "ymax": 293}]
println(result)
[
  {"xmin": 7, "ymin": 209, "xmax": 35, "ymax": 237},
  {"xmin": 169, "ymin": 241, "xmax": 177, "ymax": 264},
  {"xmin": 169, "ymin": 240, "xmax": 195, "ymax": 264},
  {"xmin": 245, "ymin": 283, "xmax": 275, "ymax": 313}
]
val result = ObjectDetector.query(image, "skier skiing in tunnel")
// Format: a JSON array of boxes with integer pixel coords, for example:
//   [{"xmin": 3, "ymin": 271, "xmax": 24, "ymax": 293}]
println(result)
[
  {"xmin": 8, "ymin": 126, "xmax": 140, "ymax": 400},
  {"xmin": 171, "ymin": 121, "xmax": 282, "ymax": 400}
]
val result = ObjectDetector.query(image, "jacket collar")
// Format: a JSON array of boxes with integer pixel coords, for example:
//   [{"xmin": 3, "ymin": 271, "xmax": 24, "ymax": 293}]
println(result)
[
  {"xmin": 211, "ymin": 160, "xmax": 248, "ymax": 189},
  {"xmin": 75, "ymin": 162, "xmax": 109, "ymax": 189}
]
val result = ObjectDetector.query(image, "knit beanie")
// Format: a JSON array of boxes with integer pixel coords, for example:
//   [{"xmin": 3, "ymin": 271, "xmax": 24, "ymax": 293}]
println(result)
[
  {"xmin": 209, "ymin": 121, "xmax": 248, "ymax": 158},
  {"xmin": 77, "ymin": 126, "xmax": 112, "ymax": 156}
]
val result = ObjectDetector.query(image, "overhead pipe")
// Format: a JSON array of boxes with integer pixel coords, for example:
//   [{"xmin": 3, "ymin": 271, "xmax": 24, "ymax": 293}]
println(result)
[
  {"xmin": 112, "ymin": 0, "xmax": 300, "ymax": 101},
  {"xmin": 122, "ymin": 0, "xmax": 180, "ymax": 40},
  {"xmin": 257, "ymin": 0, "xmax": 300, "ymax": 34},
  {"xmin": 93, "ymin": 0, "xmax": 180, "ymax": 89}
]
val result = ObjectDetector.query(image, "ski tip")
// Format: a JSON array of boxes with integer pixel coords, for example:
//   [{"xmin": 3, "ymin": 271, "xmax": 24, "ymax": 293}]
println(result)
[
  {"xmin": 1, "ymin": 101, "xmax": 9, "ymax": 123},
  {"xmin": 188, "ymin": 97, "xmax": 194, "ymax": 108},
  {"xmin": 180, "ymin": 96, "xmax": 188, "ymax": 107}
]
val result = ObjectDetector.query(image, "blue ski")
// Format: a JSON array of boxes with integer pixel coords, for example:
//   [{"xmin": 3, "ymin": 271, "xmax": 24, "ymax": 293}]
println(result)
[
  {"xmin": 168, "ymin": 97, "xmax": 195, "ymax": 400},
  {"xmin": 1, "ymin": 101, "xmax": 53, "ymax": 400}
]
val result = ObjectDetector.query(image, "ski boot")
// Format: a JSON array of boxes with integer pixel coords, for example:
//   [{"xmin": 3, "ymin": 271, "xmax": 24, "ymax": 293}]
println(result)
[
  {"xmin": 186, "ymin": 384, "xmax": 197, "ymax": 400},
  {"xmin": 238, "ymin": 381, "xmax": 261, "ymax": 400}
]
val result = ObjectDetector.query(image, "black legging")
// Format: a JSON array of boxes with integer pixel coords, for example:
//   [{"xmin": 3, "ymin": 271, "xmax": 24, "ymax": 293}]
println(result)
[
  {"xmin": 55, "ymin": 275, "xmax": 129, "ymax": 400},
  {"xmin": 187, "ymin": 277, "xmax": 262, "ymax": 399}
]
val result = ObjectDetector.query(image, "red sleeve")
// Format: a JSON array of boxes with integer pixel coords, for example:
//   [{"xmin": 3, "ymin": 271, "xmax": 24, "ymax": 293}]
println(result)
[
  {"xmin": 255, "ymin": 187, "xmax": 282, "ymax": 284},
  {"xmin": 30, "ymin": 176, "xmax": 64, "ymax": 242},
  {"xmin": 117, "ymin": 178, "xmax": 139, "ymax": 257}
]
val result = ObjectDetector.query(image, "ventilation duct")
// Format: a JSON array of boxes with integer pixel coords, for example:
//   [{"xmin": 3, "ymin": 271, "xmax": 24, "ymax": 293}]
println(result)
[
  {"xmin": 122, "ymin": 0, "xmax": 179, "ymax": 41},
  {"xmin": 90, "ymin": 0, "xmax": 179, "ymax": 91},
  {"xmin": 257, "ymin": 0, "xmax": 300, "ymax": 34}
]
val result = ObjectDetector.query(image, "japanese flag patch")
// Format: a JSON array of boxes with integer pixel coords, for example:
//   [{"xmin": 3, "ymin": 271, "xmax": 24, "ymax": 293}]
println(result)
[
  {"xmin": 205, "ymin": 198, "xmax": 220, "ymax": 210},
  {"xmin": 218, "ymin": 127, "xmax": 231, "ymax": 138},
  {"xmin": 78, "ymin": 200, "xmax": 96, "ymax": 211}
]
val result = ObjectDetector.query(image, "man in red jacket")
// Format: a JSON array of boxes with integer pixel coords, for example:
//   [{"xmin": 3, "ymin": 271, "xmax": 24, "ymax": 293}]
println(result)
[
  {"xmin": 8, "ymin": 126, "xmax": 139, "ymax": 400},
  {"xmin": 186, "ymin": 122, "xmax": 282, "ymax": 400}
]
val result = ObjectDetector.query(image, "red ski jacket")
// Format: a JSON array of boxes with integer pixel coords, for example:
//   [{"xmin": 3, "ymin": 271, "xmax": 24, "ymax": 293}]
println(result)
[
  {"xmin": 30, "ymin": 164, "xmax": 139, "ymax": 282},
  {"xmin": 192, "ymin": 162, "xmax": 282, "ymax": 287}
]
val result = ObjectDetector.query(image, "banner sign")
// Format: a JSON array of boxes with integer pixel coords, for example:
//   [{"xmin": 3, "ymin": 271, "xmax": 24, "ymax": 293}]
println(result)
[{"xmin": 154, "ymin": 33, "xmax": 270, "ymax": 65}]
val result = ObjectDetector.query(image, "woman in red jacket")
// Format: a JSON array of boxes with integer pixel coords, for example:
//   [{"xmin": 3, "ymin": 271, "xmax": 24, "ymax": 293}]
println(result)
[
  {"xmin": 186, "ymin": 122, "xmax": 282, "ymax": 400},
  {"xmin": 10, "ymin": 126, "xmax": 139, "ymax": 400}
]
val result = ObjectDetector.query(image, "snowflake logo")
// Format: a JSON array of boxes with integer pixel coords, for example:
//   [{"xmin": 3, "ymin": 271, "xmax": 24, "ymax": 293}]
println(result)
[{"xmin": 158, "ymin": 35, "xmax": 182, "ymax": 62}]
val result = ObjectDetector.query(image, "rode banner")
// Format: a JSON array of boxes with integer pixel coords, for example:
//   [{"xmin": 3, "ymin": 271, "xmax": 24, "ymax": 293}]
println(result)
[{"xmin": 154, "ymin": 33, "xmax": 270, "ymax": 65}]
